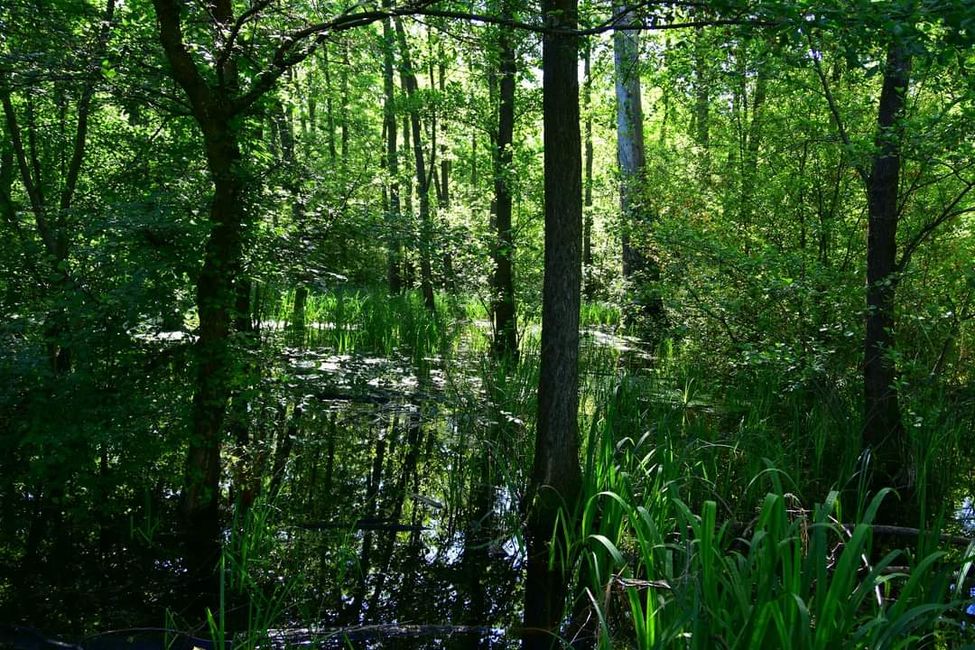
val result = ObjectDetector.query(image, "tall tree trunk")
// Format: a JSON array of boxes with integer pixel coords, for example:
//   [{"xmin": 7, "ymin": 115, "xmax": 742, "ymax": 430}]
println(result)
[
  {"xmin": 864, "ymin": 42, "xmax": 911, "ymax": 515},
  {"xmin": 382, "ymin": 14, "xmax": 403, "ymax": 294},
  {"xmin": 340, "ymin": 40, "xmax": 350, "ymax": 166},
  {"xmin": 491, "ymin": 1, "xmax": 518, "ymax": 361},
  {"xmin": 401, "ymin": 114, "xmax": 416, "ymax": 287},
  {"xmin": 613, "ymin": 2, "xmax": 661, "ymax": 331},
  {"xmin": 523, "ymin": 0, "xmax": 583, "ymax": 644},
  {"xmin": 152, "ymin": 0, "xmax": 252, "ymax": 606},
  {"xmin": 182, "ymin": 122, "xmax": 245, "ymax": 582},
  {"xmin": 437, "ymin": 42, "xmax": 456, "ymax": 291},
  {"xmin": 582, "ymin": 42, "xmax": 595, "ymax": 301},
  {"xmin": 394, "ymin": 18, "xmax": 436, "ymax": 312},
  {"xmin": 439, "ymin": 53, "xmax": 450, "ymax": 207},
  {"xmin": 322, "ymin": 45, "xmax": 337, "ymax": 163},
  {"xmin": 739, "ymin": 64, "xmax": 767, "ymax": 236},
  {"xmin": 692, "ymin": 23, "xmax": 710, "ymax": 176}
]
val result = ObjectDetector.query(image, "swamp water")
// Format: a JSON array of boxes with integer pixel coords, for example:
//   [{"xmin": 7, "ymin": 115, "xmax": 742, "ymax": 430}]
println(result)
[{"xmin": 0, "ymin": 321, "xmax": 637, "ymax": 648}]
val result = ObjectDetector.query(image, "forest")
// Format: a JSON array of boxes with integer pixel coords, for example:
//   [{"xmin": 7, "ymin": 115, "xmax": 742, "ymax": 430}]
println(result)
[{"xmin": 1, "ymin": 0, "xmax": 974, "ymax": 647}]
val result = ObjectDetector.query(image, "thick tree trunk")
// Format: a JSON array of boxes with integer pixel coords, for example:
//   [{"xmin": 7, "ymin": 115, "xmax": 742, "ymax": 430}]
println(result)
[
  {"xmin": 491, "ymin": 3, "xmax": 518, "ymax": 361},
  {"xmin": 523, "ymin": 0, "xmax": 583, "ymax": 644},
  {"xmin": 613, "ymin": 3, "xmax": 661, "ymax": 332},
  {"xmin": 864, "ymin": 43, "xmax": 911, "ymax": 513},
  {"xmin": 182, "ymin": 123, "xmax": 245, "ymax": 582}
]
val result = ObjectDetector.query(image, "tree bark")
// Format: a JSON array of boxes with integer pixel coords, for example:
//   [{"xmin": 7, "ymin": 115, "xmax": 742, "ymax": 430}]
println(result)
[
  {"xmin": 437, "ymin": 42, "xmax": 456, "ymax": 291},
  {"xmin": 523, "ymin": 0, "xmax": 583, "ymax": 644},
  {"xmin": 582, "ymin": 43, "xmax": 595, "ymax": 301},
  {"xmin": 151, "ymin": 0, "xmax": 254, "ymax": 604},
  {"xmin": 692, "ymin": 21, "xmax": 710, "ymax": 177},
  {"xmin": 182, "ymin": 122, "xmax": 245, "ymax": 580},
  {"xmin": 613, "ymin": 2, "xmax": 662, "ymax": 331},
  {"xmin": 739, "ymin": 61, "xmax": 767, "ymax": 235},
  {"xmin": 394, "ymin": 18, "xmax": 437, "ymax": 312},
  {"xmin": 863, "ymin": 42, "xmax": 911, "ymax": 513},
  {"xmin": 322, "ymin": 44, "xmax": 337, "ymax": 163},
  {"xmin": 491, "ymin": 0, "xmax": 518, "ymax": 361},
  {"xmin": 381, "ymin": 13, "xmax": 403, "ymax": 294}
]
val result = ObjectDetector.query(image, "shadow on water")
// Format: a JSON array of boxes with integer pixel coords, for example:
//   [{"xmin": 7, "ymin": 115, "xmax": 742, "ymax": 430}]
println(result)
[{"xmin": 0, "ymin": 326, "xmax": 522, "ymax": 649}]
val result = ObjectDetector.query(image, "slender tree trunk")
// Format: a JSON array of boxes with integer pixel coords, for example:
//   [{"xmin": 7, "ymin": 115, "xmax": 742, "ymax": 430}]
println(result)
[
  {"xmin": 394, "ymin": 18, "xmax": 436, "ymax": 312},
  {"xmin": 524, "ymin": 0, "xmax": 583, "ymax": 644},
  {"xmin": 739, "ymin": 66, "xmax": 767, "ymax": 234},
  {"xmin": 322, "ymin": 45, "xmax": 337, "ymax": 163},
  {"xmin": 864, "ymin": 42, "xmax": 911, "ymax": 514},
  {"xmin": 692, "ymin": 23, "xmax": 710, "ymax": 176},
  {"xmin": 401, "ymin": 114, "xmax": 416, "ymax": 287},
  {"xmin": 614, "ymin": 2, "xmax": 661, "ymax": 331},
  {"xmin": 582, "ymin": 43, "xmax": 595, "ymax": 301},
  {"xmin": 382, "ymin": 14, "xmax": 403, "ymax": 294},
  {"xmin": 491, "ymin": 1, "xmax": 518, "ymax": 361},
  {"xmin": 439, "ymin": 54, "xmax": 450, "ymax": 207},
  {"xmin": 437, "ymin": 43, "xmax": 456, "ymax": 291},
  {"xmin": 340, "ymin": 40, "xmax": 350, "ymax": 166}
]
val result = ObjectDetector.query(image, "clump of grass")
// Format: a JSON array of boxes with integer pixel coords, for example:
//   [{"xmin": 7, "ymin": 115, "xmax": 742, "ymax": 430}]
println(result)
[
  {"xmin": 576, "ymin": 483, "xmax": 972, "ymax": 648},
  {"xmin": 565, "ymin": 384, "xmax": 974, "ymax": 649},
  {"xmin": 276, "ymin": 287, "xmax": 458, "ymax": 362},
  {"xmin": 582, "ymin": 301, "xmax": 622, "ymax": 328}
]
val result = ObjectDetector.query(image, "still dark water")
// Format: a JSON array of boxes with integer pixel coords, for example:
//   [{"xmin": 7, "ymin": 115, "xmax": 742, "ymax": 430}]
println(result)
[{"xmin": 0, "ymin": 329, "xmax": 544, "ymax": 648}]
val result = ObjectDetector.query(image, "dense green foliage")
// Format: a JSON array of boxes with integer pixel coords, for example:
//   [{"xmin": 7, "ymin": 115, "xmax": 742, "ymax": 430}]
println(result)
[{"xmin": 1, "ymin": 0, "xmax": 974, "ymax": 647}]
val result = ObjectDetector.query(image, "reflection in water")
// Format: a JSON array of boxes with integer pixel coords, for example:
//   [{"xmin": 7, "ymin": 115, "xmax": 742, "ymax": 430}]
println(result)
[
  {"xmin": 0, "ymin": 332, "xmax": 525, "ymax": 648},
  {"xmin": 248, "ymin": 346, "xmax": 522, "ymax": 647}
]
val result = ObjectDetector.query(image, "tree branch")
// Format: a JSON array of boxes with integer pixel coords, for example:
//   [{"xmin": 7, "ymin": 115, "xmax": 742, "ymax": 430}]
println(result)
[
  {"xmin": 60, "ymin": 0, "xmax": 118, "ymax": 217},
  {"xmin": 233, "ymin": 0, "xmax": 775, "ymax": 115},
  {"xmin": 151, "ymin": 0, "xmax": 213, "ymax": 120},
  {"xmin": 0, "ymin": 76, "xmax": 57, "ymax": 257},
  {"xmin": 808, "ymin": 35, "xmax": 869, "ymax": 186},
  {"xmin": 896, "ymin": 180, "xmax": 975, "ymax": 273}
]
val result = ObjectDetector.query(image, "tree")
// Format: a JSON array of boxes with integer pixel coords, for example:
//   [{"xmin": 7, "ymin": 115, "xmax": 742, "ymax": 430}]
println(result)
[
  {"xmin": 523, "ymin": 0, "xmax": 583, "ymax": 645},
  {"xmin": 382, "ymin": 5, "xmax": 404, "ymax": 294},
  {"xmin": 0, "ymin": 0, "xmax": 117, "ymax": 373},
  {"xmin": 490, "ymin": 0, "xmax": 519, "ymax": 360},
  {"xmin": 394, "ymin": 17, "xmax": 438, "ymax": 311},
  {"xmin": 861, "ymin": 40, "xmax": 911, "ymax": 512},
  {"xmin": 149, "ymin": 0, "xmax": 394, "ymax": 600},
  {"xmin": 809, "ymin": 2, "xmax": 975, "ymax": 519},
  {"xmin": 613, "ymin": 0, "xmax": 662, "ymax": 331}
]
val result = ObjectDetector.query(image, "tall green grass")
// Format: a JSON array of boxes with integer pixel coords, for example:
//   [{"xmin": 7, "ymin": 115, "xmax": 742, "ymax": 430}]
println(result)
[
  {"xmin": 200, "ymin": 295, "xmax": 973, "ymax": 648},
  {"xmin": 560, "ymin": 343, "xmax": 975, "ymax": 649},
  {"xmin": 274, "ymin": 287, "xmax": 458, "ymax": 362}
]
